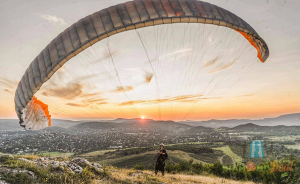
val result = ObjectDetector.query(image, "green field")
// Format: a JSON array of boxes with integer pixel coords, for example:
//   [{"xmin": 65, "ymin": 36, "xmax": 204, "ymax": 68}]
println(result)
[
  {"xmin": 78, "ymin": 143, "xmax": 235, "ymax": 169},
  {"xmin": 38, "ymin": 151, "xmax": 74, "ymax": 157},
  {"xmin": 213, "ymin": 146, "xmax": 242, "ymax": 164},
  {"xmin": 267, "ymin": 135, "xmax": 300, "ymax": 141},
  {"xmin": 285, "ymin": 144, "xmax": 300, "ymax": 150},
  {"xmin": 80, "ymin": 149, "xmax": 118, "ymax": 157}
]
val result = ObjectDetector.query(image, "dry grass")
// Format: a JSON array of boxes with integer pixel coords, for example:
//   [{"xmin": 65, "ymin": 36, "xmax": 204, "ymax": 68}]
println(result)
[{"xmin": 101, "ymin": 167, "xmax": 257, "ymax": 184}]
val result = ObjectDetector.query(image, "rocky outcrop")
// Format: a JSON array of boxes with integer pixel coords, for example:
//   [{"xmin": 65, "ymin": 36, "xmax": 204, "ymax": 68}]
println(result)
[
  {"xmin": 0, "ymin": 153, "xmax": 104, "ymax": 184},
  {"xmin": 13, "ymin": 156, "xmax": 103, "ymax": 174}
]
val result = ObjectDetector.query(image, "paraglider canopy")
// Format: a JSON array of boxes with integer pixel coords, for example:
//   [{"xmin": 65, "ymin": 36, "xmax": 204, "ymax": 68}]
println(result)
[{"xmin": 14, "ymin": 0, "xmax": 269, "ymax": 130}]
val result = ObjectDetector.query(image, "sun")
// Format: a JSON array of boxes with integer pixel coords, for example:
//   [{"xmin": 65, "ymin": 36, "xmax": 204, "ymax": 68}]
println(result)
[{"xmin": 141, "ymin": 117, "xmax": 145, "ymax": 119}]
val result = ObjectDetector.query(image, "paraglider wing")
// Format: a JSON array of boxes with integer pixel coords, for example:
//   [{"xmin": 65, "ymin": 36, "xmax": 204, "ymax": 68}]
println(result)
[{"xmin": 14, "ymin": 0, "xmax": 269, "ymax": 130}]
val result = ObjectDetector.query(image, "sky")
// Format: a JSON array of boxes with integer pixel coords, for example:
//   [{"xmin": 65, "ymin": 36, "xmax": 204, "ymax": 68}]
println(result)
[{"xmin": 0, "ymin": 0, "xmax": 300, "ymax": 121}]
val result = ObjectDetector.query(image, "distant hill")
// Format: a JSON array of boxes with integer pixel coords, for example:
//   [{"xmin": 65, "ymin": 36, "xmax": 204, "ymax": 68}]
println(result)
[
  {"xmin": 0, "ymin": 119, "xmax": 23, "ymax": 131},
  {"xmin": 0, "ymin": 119, "xmax": 83, "ymax": 131},
  {"xmin": 229, "ymin": 123, "xmax": 300, "ymax": 133},
  {"xmin": 41, "ymin": 126, "xmax": 74, "ymax": 134},
  {"xmin": 179, "ymin": 113, "xmax": 300, "ymax": 128},
  {"xmin": 181, "ymin": 126, "xmax": 214, "ymax": 134},
  {"xmin": 70, "ymin": 121, "xmax": 120, "ymax": 130},
  {"xmin": 2, "ymin": 113, "xmax": 300, "ymax": 132},
  {"xmin": 70, "ymin": 119, "xmax": 191, "ymax": 132},
  {"xmin": 230, "ymin": 123, "xmax": 261, "ymax": 131}
]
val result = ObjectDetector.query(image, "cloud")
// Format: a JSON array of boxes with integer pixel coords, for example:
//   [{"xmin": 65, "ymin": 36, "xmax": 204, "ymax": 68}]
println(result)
[
  {"xmin": 119, "ymin": 94, "xmax": 220, "ymax": 106},
  {"xmin": 97, "ymin": 102, "xmax": 108, "ymax": 105},
  {"xmin": 203, "ymin": 57, "xmax": 218, "ymax": 68},
  {"xmin": 81, "ymin": 98, "xmax": 108, "ymax": 103},
  {"xmin": 112, "ymin": 86, "xmax": 133, "ymax": 93},
  {"xmin": 40, "ymin": 14, "xmax": 67, "ymax": 25},
  {"xmin": 65, "ymin": 97, "xmax": 108, "ymax": 107},
  {"xmin": 65, "ymin": 103, "xmax": 88, "ymax": 107},
  {"xmin": 42, "ymin": 82, "xmax": 83, "ymax": 100},
  {"xmin": 4, "ymin": 89, "xmax": 13, "ymax": 94},
  {"xmin": 144, "ymin": 71, "xmax": 153, "ymax": 84},
  {"xmin": 0, "ymin": 77, "xmax": 18, "ymax": 89},
  {"xmin": 80, "ymin": 92, "xmax": 103, "ymax": 98},
  {"xmin": 93, "ymin": 50, "xmax": 117, "ymax": 63},
  {"xmin": 208, "ymin": 60, "xmax": 236, "ymax": 74}
]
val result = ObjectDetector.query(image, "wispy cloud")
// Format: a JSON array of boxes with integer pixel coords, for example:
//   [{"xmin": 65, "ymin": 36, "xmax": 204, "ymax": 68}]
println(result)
[
  {"xmin": 119, "ymin": 94, "xmax": 220, "ymax": 106},
  {"xmin": 144, "ymin": 71, "xmax": 153, "ymax": 84},
  {"xmin": 0, "ymin": 77, "xmax": 18, "ymax": 95},
  {"xmin": 65, "ymin": 98, "xmax": 108, "ymax": 107},
  {"xmin": 112, "ymin": 86, "xmax": 133, "ymax": 93},
  {"xmin": 208, "ymin": 60, "xmax": 237, "ymax": 74},
  {"xmin": 4, "ymin": 89, "xmax": 13, "ymax": 94},
  {"xmin": 203, "ymin": 57, "xmax": 218, "ymax": 68},
  {"xmin": 40, "ymin": 14, "xmax": 67, "ymax": 25},
  {"xmin": 42, "ymin": 82, "xmax": 83, "ymax": 100},
  {"xmin": 0, "ymin": 77, "xmax": 18, "ymax": 89},
  {"xmin": 65, "ymin": 103, "xmax": 88, "ymax": 107}
]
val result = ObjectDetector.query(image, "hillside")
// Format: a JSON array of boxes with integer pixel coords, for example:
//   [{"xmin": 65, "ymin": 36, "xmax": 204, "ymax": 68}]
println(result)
[
  {"xmin": 70, "ymin": 120, "xmax": 191, "ymax": 132},
  {"xmin": 181, "ymin": 126, "xmax": 214, "ymax": 135},
  {"xmin": 230, "ymin": 123, "xmax": 300, "ymax": 133},
  {"xmin": 0, "ymin": 119, "xmax": 82, "ymax": 132},
  {"xmin": 0, "ymin": 153, "xmax": 256, "ymax": 184},
  {"xmin": 179, "ymin": 113, "xmax": 300, "ymax": 128}
]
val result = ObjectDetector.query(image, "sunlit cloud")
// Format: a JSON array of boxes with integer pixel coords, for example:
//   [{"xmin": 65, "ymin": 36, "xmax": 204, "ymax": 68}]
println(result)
[
  {"xmin": 4, "ymin": 89, "xmax": 13, "ymax": 94},
  {"xmin": 144, "ymin": 71, "xmax": 153, "ymax": 84},
  {"xmin": 82, "ymin": 98, "xmax": 108, "ymax": 103},
  {"xmin": 65, "ymin": 97, "xmax": 108, "ymax": 107},
  {"xmin": 112, "ymin": 86, "xmax": 133, "ymax": 93},
  {"xmin": 0, "ymin": 77, "xmax": 18, "ymax": 89},
  {"xmin": 203, "ymin": 57, "xmax": 218, "ymax": 68},
  {"xmin": 42, "ymin": 82, "xmax": 83, "ymax": 100},
  {"xmin": 119, "ymin": 94, "xmax": 220, "ymax": 106},
  {"xmin": 65, "ymin": 103, "xmax": 88, "ymax": 107},
  {"xmin": 208, "ymin": 60, "xmax": 236, "ymax": 74}
]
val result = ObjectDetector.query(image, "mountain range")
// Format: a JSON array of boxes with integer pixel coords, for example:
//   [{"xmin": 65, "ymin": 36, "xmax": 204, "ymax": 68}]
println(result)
[{"xmin": 0, "ymin": 113, "xmax": 299, "ymax": 132}]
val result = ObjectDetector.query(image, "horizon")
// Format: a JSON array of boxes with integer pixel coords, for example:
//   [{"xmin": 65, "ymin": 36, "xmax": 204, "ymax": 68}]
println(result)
[{"xmin": 1, "ymin": 112, "xmax": 300, "ymax": 121}]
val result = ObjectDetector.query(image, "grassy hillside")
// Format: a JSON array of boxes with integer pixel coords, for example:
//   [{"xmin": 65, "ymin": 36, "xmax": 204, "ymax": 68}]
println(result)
[
  {"xmin": 0, "ymin": 153, "xmax": 257, "ymax": 184},
  {"xmin": 78, "ymin": 143, "xmax": 229, "ymax": 169},
  {"xmin": 213, "ymin": 146, "xmax": 242, "ymax": 165}
]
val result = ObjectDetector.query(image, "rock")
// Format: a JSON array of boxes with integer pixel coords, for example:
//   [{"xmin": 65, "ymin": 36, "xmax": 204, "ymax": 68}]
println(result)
[
  {"xmin": 0, "ymin": 166, "xmax": 34, "ymax": 179},
  {"xmin": 67, "ymin": 163, "xmax": 83, "ymax": 174},
  {"xmin": 70, "ymin": 158, "xmax": 90, "ymax": 167},
  {"xmin": 50, "ymin": 161, "xmax": 60, "ymax": 168},
  {"xmin": 27, "ymin": 171, "xmax": 35, "ymax": 178},
  {"xmin": 34, "ymin": 157, "xmax": 54, "ymax": 168},
  {"xmin": 59, "ymin": 161, "xmax": 69, "ymax": 168},
  {"xmin": 91, "ymin": 163, "xmax": 103, "ymax": 171},
  {"xmin": 18, "ymin": 158, "xmax": 33, "ymax": 163},
  {"xmin": 0, "ymin": 154, "xmax": 13, "ymax": 159},
  {"xmin": 0, "ymin": 180, "xmax": 10, "ymax": 184}
]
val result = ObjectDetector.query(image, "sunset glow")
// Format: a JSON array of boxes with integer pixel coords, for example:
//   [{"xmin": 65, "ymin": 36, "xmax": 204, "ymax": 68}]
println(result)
[{"xmin": 1, "ymin": 0, "xmax": 300, "ymax": 122}]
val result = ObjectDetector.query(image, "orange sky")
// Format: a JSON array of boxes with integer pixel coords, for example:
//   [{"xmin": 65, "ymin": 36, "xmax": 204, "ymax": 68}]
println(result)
[{"xmin": 1, "ymin": 0, "xmax": 300, "ymax": 121}]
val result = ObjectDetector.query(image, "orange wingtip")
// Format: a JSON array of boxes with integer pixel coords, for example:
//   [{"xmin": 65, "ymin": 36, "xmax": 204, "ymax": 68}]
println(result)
[
  {"xmin": 235, "ymin": 29, "xmax": 264, "ymax": 63},
  {"xmin": 32, "ymin": 96, "xmax": 51, "ymax": 127}
]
